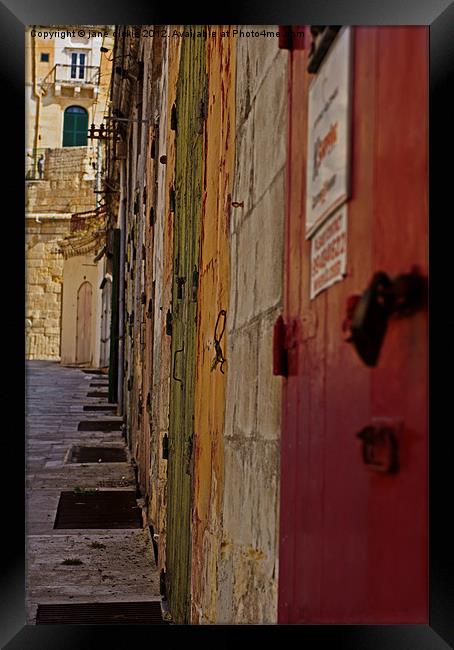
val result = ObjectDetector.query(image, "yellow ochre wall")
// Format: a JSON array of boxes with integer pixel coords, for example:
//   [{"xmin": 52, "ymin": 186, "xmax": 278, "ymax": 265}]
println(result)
[{"xmin": 190, "ymin": 28, "xmax": 236, "ymax": 624}]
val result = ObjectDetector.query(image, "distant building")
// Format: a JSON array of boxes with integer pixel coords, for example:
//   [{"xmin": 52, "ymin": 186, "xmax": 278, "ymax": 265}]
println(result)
[{"xmin": 25, "ymin": 26, "xmax": 113, "ymax": 364}]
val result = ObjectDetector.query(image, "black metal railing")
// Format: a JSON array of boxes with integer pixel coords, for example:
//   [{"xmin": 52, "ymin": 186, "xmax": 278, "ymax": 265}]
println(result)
[{"xmin": 25, "ymin": 148, "xmax": 47, "ymax": 180}]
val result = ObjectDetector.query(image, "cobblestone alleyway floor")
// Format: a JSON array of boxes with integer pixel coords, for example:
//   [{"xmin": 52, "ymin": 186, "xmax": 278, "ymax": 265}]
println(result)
[{"xmin": 26, "ymin": 361, "xmax": 161, "ymax": 624}]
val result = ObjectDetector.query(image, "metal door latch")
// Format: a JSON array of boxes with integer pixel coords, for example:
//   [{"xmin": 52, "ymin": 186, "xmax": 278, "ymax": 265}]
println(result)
[{"xmin": 356, "ymin": 420, "xmax": 401, "ymax": 474}]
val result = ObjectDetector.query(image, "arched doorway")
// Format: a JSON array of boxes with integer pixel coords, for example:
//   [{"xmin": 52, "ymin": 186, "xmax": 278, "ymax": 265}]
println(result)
[
  {"xmin": 76, "ymin": 281, "xmax": 92, "ymax": 365},
  {"xmin": 63, "ymin": 106, "xmax": 88, "ymax": 147}
]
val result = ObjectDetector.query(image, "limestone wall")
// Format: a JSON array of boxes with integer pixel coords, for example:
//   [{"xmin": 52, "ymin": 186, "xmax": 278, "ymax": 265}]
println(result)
[
  {"xmin": 26, "ymin": 147, "xmax": 96, "ymax": 214},
  {"xmin": 216, "ymin": 34, "xmax": 287, "ymax": 624},
  {"xmin": 25, "ymin": 218, "xmax": 71, "ymax": 360}
]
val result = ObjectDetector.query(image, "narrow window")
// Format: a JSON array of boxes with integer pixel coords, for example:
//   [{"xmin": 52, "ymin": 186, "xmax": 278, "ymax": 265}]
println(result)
[
  {"xmin": 71, "ymin": 53, "xmax": 78, "ymax": 79},
  {"xmin": 79, "ymin": 53, "xmax": 86, "ymax": 79}
]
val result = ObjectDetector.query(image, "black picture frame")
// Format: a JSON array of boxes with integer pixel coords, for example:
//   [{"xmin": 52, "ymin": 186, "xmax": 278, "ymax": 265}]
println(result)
[{"xmin": 3, "ymin": 0, "xmax": 453, "ymax": 647}]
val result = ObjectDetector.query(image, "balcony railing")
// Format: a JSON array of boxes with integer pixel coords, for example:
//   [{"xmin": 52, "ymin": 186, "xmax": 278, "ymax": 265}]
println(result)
[
  {"xmin": 41, "ymin": 64, "xmax": 100, "ymax": 89},
  {"xmin": 25, "ymin": 148, "xmax": 47, "ymax": 181}
]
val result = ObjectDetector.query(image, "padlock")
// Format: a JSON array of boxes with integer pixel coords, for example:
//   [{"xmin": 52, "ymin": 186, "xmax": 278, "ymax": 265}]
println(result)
[{"xmin": 344, "ymin": 269, "xmax": 426, "ymax": 366}]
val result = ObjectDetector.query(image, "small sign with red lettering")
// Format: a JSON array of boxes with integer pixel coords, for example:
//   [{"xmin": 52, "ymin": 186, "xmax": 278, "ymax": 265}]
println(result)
[
  {"xmin": 306, "ymin": 27, "xmax": 352, "ymax": 238},
  {"xmin": 310, "ymin": 205, "xmax": 347, "ymax": 299}
]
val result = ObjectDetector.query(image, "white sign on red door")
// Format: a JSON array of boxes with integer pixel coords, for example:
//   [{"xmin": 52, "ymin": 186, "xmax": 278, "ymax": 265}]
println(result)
[
  {"xmin": 305, "ymin": 27, "xmax": 352, "ymax": 239},
  {"xmin": 310, "ymin": 205, "xmax": 348, "ymax": 299}
]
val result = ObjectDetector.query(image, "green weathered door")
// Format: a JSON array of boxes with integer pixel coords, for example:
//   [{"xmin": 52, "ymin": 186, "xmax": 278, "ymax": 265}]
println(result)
[
  {"xmin": 63, "ymin": 106, "xmax": 88, "ymax": 147},
  {"xmin": 166, "ymin": 32, "xmax": 206, "ymax": 624}
]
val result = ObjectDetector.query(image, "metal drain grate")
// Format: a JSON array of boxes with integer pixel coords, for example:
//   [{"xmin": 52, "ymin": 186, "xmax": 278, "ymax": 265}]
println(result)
[
  {"xmin": 68, "ymin": 446, "xmax": 127, "ymax": 463},
  {"xmin": 78, "ymin": 420, "xmax": 122, "ymax": 432},
  {"xmin": 36, "ymin": 601, "xmax": 167, "ymax": 624},
  {"xmin": 54, "ymin": 491, "xmax": 142, "ymax": 529},
  {"xmin": 87, "ymin": 391, "xmax": 109, "ymax": 398},
  {"xmin": 83, "ymin": 404, "xmax": 117, "ymax": 412}
]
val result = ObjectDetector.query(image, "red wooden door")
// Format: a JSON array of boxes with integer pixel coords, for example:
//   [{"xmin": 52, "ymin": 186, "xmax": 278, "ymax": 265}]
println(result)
[
  {"xmin": 76, "ymin": 281, "xmax": 92, "ymax": 365},
  {"xmin": 278, "ymin": 27, "xmax": 428, "ymax": 623}
]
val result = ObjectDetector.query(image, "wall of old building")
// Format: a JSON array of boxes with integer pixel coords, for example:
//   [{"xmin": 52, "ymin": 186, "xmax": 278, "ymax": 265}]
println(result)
[
  {"xmin": 216, "ymin": 34, "xmax": 287, "ymax": 624},
  {"xmin": 190, "ymin": 27, "xmax": 236, "ymax": 624},
  {"xmin": 147, "ymin": 32, "xmax": 181, "ymax": 572},
  {"xmin": 26, "ymin": 147, "xmax": 97, "ymax": 214},
  {"xmin": 25, "ymin": 146, "xmax": 98, "ymax": 361},
  {"xmin": 25, "ymin": 217, "xmax": 69, "ymax": 360}
]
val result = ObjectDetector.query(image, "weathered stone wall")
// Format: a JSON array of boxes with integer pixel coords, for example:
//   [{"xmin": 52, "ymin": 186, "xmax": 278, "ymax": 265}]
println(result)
[
  {"xmin": 149, "ymin": 33, "xmax": 179, "ymax": 571},
  {"xmin": 26, "ymin": 147, "xmax": 96, "ymax": 214},
  {"xmin": 25, "ymin": 218, "xmax": 71, "ymax": 359},
  {"xmin": 216, "ymin": 34, "xmax": 287, "ymax": 624},
  {"xmin": 25, "ymin": 146, "xmax": 97, "ymax": 360}
]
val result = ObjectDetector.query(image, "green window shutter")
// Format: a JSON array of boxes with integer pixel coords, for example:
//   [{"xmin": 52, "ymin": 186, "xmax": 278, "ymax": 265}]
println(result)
[{"xmin": 63, "ymin": 106, "xmax": 88, "ymax": 147}]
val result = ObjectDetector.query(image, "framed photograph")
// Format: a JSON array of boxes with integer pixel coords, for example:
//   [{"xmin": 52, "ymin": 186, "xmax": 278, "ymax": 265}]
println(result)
[{"xmin": 2, "ymin": 2, "xmax": 452, "ymax": 648}]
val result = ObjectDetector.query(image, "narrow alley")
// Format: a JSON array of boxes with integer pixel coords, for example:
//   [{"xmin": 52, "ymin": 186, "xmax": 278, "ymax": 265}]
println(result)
[
  {"xmin": 26, "ymin": 361, "xmax": 164, "ymax": 624},
  {"xmin": 24, "ymin": 24, "xmax": 429, "ymax": 627}
]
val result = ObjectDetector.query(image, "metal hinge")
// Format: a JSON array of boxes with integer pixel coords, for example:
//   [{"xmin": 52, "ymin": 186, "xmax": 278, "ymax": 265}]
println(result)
[
  {"xmin": 165, "ymin": 309, "xmax": 172, "ymax": 336},
  {"xmin": 133, "ymin": 194, "xmax": 139, "ymax": 215},
  {"xmin": 186, "ymin": 433, "xmax": 194, "ymax": 476},
  {"xmin": 192, "ymin": 266, "xmax": 199, "ymax": 302},
  {"xmin": 170, "ymin": 102, "xmax": 177, "ymax": 131},
  {"xmin": 176, "ymin": 276, "xmax": 186, "ymax": 300},
  {"xmin": 169, "ymin": 186, "xmax": 176, "ymax": 213},
  {"xmin": 198, "ymin": 72, "xmax": 209, "ymax": 133},
  {"xmin": 273, "ymin": 316, "xmax": 300, "ymax": 377},
  {"xmin": 162, "ymin": 432, "xmax": 169, "ymax": 460}
]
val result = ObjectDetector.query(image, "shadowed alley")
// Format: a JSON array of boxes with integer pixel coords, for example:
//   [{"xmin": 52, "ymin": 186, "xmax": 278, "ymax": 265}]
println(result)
[{"xmin": 26, "ymin": 361, "xmax": 162, "ymax": 624}]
